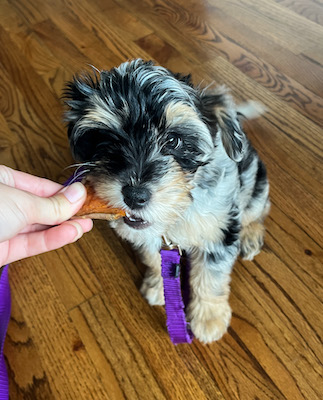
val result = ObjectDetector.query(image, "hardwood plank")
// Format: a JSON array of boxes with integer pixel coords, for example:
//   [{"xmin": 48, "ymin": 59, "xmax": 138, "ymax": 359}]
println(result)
[
  {"xmin": 32, "ymin": 19, "xmax": 93, "ymax": 74},
  {"xmin": 0, "ymin": 113, "xmax": 20, "ymax": 149},
  {"xmin": 189, "ymin": 331, "xmax": 288, "ymax": 399},
  {"xmin": 0, "ymin": 0, "xmax": 31, "ymax": 35},
  {"xmin": 40, "ymin": 238, "xmax": 103, "ymax": 311},
  {"xmin": 0, "ymin": 26, "xmax": 67, "ymax": 151},
  {"xmin": 78, "ymin": 0, "xmax": 153, "ymax": 42},
  {"xmin": 0, "ymin": 10, "xmax": 74, "ymax": 101},
  {"xmin": 135, "ymin": 33, "xmax": 193, "ymax": 72},
  {"xmin": 5, "ymin": 294, "xmax": 54, "ymax": 399},
  {"xmin": 273, "ymin": 0, "xmax": 323, "ymax": 25},
  {"xmin": 192, "ymin": 3, "xmax": 323, "ymax": 110},
  {"xmin": 4, "ymin": 0, "xmax": 46, "ymax": 26},
  {"xmin": 113, "ymin": 0, "xmax": 216, "ymax": 64},
  {"xmin": 11, "ymin": 30, "xmax": 63, "ymax": 80},
  {"xmin": 61, "ymin": 0, "xmax": 153, "ymax": 63},
  {"xmin": 71, "ymin": 296, "xmax": 168, "ymax": 400},
  {"xmin": 69, "ymin": 305, "xmax": 126, "ymax": 400},
  {"xmin": 231, "ymin": 256, "xmax": 323, "ymax": 399},
  {"xmin": 199, "ymin": 57, "xmax": 322, "ymax": 158},
  {"xmin": 207, "ymin": 0, "xmax": 323, "ymax": 52},
  {"xmin": 8, "ymin": 257, "xmax": 112, "ymax": 400},
  {"xmin": 0, "ymin": 65, "xmax": 71, "ymax": 179},
  {"xmin": 302, "ymin": 44, "xmax": 323, "ymax": 68},
  {"xmin": 46, "ymin": 9, "xmax": 122, "ymax": 69},
  {"xmin": 265, "ymin": 211, "xmax": 322, "ymax": 294}
]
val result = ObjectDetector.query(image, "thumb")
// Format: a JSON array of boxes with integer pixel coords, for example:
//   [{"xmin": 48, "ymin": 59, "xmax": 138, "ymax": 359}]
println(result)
[{"xmin": 32, "ymin": 182, "xmax": 87, "ymax": 226}]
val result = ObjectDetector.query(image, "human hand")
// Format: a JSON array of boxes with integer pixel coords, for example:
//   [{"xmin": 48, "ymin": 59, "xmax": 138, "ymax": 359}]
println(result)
[{"xmin": 0, "ymin": 165, "xmax": 93, "ymax": 266}]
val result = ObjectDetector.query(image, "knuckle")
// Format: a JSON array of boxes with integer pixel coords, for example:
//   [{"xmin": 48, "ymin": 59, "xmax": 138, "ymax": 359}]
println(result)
[
  {"xmin": 11, "ymin": 192, "xmax": 33, "ymax": 226},
  {"xmin": 14, "ymin": 201, "xmax": 30, "ymax": 226},
  {"xmin": 48, "ymin": 196, "xmax": 64, "ymax": 222}
]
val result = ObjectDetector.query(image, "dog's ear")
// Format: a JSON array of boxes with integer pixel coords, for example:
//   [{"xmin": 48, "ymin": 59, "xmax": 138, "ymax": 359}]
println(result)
[
  {"xmin": 64, "ymin": 72, "xmax": 99, "ymax": 121},
  {"xmin": 200, "ymin": 87, "xmax": 247, "ymax": 162},
  {"xmin": 64, "ymin": 72, "xmax": 100, "ymax": 160},
  {"xmin": 172, "ymin": 72, "xmax": 194, "ymax": 86}
]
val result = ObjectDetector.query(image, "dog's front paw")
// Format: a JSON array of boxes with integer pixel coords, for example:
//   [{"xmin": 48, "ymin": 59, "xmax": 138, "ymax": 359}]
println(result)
[
  {"xmin": 140, "ymin": 276, "xmax": 165, "ymax": 306},
  {"xmin": 189, "ymin": 302, "xmax": 231, "ymax": 343}
]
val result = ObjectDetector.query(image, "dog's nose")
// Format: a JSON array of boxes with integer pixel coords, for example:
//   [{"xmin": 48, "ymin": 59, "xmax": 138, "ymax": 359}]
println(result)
[{"xmin": 122, "ymin": 185, "xmax": 151, "ymax": 209}]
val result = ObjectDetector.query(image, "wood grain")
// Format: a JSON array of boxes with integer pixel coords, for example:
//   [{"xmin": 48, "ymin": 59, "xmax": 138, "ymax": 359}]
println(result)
[
  {"xmin": 0, "ymin": 0, "xmax": 322, "ymax": 399},
  {"xmin": 274, "ymin": 0, "xmax": 323, "ymax": 26}
]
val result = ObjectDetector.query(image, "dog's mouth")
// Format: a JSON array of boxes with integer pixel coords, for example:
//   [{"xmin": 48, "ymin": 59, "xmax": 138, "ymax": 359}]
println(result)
[{"xmin": 123, "ymin": 212, "xmax": 151, "ymax": 230}]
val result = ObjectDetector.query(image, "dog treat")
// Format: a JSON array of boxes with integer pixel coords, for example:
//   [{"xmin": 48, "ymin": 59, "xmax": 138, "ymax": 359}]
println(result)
[{"xmin": 73, "ymin": 183, "xmax": 125, "ymax": 220}]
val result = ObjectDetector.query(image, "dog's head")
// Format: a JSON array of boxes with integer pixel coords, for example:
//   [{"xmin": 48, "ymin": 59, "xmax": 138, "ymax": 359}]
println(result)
[{"xmin": 64, "ymin": 59, "xmax": 247, "ymax": 238}]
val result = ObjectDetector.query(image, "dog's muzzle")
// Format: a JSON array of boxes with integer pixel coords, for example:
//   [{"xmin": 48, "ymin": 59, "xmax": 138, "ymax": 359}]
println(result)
[
  {"xmin": 124, "ymin": 212, "xmax": 151, "ymax": 230},
  {"xmin": 122, "ymin": 185, "xmax": 152, "ymax": 229}
]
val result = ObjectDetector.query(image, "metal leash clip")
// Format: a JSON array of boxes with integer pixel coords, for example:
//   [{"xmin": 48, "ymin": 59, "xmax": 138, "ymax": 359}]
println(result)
[{"xmin": 161, "ymin": 235, "xmax": 182, "ymax": 256}]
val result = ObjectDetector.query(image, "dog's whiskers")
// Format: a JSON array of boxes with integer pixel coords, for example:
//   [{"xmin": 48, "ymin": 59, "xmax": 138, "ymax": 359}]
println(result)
[
  {"xmin": 88, "ymin": 64, "xmax": 101, "ymax": 75},
  {"xmin": 64, "ymin": 162, "xmax": 97, "ymax": 170},
  {"xmin": 63, "ymin": 162, "xmax": 100, "ymax": 185},
  {"xmin": 199, "ymin": 80, "xmax": 216, "ymax": 95},
  {"xmin": 67, "ymin": 168, "xmax": 91, "ymax": 185}
]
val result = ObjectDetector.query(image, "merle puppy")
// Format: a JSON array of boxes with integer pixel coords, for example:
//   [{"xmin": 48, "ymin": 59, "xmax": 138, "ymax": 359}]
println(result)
[{"xmin": 64, "ymin": 59, "xmax": 270, "ymax": 343}]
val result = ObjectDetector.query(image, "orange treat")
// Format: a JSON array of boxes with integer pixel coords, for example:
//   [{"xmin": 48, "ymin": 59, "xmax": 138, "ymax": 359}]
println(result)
[{"xmin": 73, "ymin": 184, "xmax": 125, "ymax": 221}]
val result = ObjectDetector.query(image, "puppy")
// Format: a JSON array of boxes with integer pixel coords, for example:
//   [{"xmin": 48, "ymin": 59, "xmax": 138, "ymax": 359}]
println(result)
[{"xmin": 64, "ymin": 59, "xmax": 270, "ymax": 343}]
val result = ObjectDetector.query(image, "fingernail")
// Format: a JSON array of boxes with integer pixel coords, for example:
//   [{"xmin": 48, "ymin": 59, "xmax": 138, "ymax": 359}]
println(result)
[
  {"xmin": 73, "ymin": 224, "xmax": 84, "ymax": 242},
  {"xmin": 62, "ymin": 182, "xmax": 86, "ymax": 203}
]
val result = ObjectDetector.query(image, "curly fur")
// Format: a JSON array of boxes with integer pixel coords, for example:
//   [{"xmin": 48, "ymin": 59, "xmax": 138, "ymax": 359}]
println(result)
[{"xmin": 64, "ymin": 59, "xmax": 270, "ymax": 343}]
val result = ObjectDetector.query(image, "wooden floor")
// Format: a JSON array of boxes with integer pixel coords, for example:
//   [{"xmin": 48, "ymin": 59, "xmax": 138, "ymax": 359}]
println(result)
[{"xmin": 1, "ymin": 0, "xmax": 322, "ymax": 398}]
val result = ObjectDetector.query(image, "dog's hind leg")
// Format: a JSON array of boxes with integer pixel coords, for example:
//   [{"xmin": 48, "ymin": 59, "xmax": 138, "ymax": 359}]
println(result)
[
  {"xmin": 139, "ymin": 249, "xmax": 165, "ymax": 306},
  {"xmin": 240, "ymin": 160, "xmax": 270, "ymax": 261},
  {"xmin": 240, "ymin": 218, "xmax": 267, "ymax": 261}
]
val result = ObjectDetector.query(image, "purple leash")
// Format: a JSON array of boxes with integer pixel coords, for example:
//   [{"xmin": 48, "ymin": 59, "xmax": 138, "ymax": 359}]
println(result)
[
  {"xmin": 161, "ymin": 247, "xmax": 193, "ymax": 344},
  {"xmin": 0, "ymin": 266, "xmax": 10, "ymax": 400}
]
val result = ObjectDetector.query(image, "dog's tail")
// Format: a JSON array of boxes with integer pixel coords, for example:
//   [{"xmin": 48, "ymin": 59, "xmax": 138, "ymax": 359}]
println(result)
[{"xmin": 237, "ymin": 100, "xmax": 267, "ymax": 120}]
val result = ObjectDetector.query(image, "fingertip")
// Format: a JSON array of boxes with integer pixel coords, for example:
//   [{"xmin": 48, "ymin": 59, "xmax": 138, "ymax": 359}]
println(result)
[
  {"xmin": 63, "ymin": 219, "xmax": 93, "ymax": 242},
  {"xmin": 63, "ymin": 221, "xmax": 85, "ymax": 242},
  {"xmin": 71, "ymin": 218, "xmax": 94, "ymax": 233}
]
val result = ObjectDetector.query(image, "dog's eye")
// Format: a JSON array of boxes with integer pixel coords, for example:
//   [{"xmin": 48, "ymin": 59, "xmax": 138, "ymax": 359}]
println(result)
[{"xmin": 167, "ymin": 135, "xmax": 182, "ymax": 150}]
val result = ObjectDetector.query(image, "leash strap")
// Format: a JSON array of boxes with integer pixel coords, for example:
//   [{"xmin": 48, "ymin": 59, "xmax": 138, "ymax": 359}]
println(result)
[
  {"xmin": 0, "ymin": 266, "xmax": 10, "ymax": 400},
  {"xmin": 161, "ymin": 249, "xmax": 193, "ymax": 344}
]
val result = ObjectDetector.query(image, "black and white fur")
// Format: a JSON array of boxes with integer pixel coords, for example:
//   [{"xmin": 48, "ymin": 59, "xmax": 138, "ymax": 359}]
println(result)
[{"xmin": 64, "ymin": 59, "xmax": 270, "ymax": 343}]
